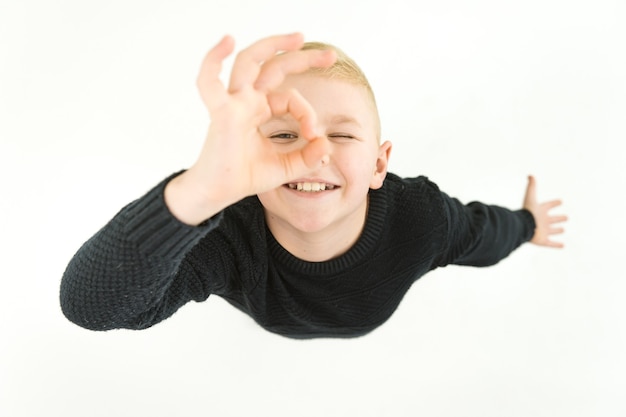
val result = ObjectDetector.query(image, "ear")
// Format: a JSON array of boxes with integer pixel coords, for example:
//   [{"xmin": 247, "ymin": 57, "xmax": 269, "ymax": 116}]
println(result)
[{"xmin": 370, "ymin": 140, "xmax": 392, "ymax": 190}]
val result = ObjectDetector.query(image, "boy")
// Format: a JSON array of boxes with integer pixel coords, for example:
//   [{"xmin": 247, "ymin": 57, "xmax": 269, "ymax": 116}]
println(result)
[{"xmin": 60, "ymin": 33, "xmax": 566, "ymax": 338}]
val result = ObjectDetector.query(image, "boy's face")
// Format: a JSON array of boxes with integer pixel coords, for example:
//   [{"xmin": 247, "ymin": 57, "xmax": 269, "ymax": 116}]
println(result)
[{"xmin": 257, "ymin": 74, "xmax": 392, "ymax": 237}]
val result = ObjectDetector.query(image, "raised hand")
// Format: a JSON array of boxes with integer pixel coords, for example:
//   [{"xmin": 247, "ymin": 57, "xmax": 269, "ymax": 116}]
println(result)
[
  {"xmin": 523, "ymin": 175, "xmax": 567, "ymax": 248},
  {"xmin": 165, "ymin": 33, "xmax": 337, "ymax": 225}
]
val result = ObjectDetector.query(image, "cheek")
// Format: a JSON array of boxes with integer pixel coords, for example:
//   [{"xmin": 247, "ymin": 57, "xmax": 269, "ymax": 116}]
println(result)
[
  {"xmin": 256, "ymin": 190, "xmax": 280, "ymax": 208},
  {"xmin": 335, "ymin": 153, "xmax": 377, "ymax": 185},
  {"xmin": 270, "ymin": 139, "xmax": 307, "ymax": 154}
]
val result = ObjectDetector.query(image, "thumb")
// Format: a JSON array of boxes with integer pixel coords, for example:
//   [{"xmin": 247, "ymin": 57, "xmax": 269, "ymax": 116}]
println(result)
[{"xmin": 523, "ymin": 175, "xmax": 537, "ymax": 209}]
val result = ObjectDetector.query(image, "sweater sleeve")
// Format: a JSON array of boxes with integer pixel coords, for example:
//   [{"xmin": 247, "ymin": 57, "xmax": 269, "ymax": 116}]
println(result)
[
  {"xmin": 60, "ymin": 173, "xmax": 224, "ymax": 331},
  {"xmin": 437, "ymin": 192, "xmax": 536, "ymax": 267}
]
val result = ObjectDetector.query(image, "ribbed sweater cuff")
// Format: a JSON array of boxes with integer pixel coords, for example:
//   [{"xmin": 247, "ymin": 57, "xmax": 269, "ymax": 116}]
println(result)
[
  {"xmin": 517, "ymin": 209, "xmax": 537, "ymax": 242},
  {"xmin": 123, "ymin": 172, "xmax": 223, "ymax": 259}
]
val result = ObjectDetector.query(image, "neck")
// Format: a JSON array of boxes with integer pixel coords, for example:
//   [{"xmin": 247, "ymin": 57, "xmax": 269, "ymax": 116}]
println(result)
[{"xmin": 265, "ymin": 201, "xmax": 368, "ymax": 262}]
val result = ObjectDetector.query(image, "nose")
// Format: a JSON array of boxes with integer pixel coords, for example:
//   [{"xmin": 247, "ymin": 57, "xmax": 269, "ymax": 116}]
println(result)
[
  {"xmin": 318, "ymin": 134, "xmax": 333, "ymax": 158},
  {"xmin": 314, "ymin": 134, "xmax": 333, "ymax": 167}
]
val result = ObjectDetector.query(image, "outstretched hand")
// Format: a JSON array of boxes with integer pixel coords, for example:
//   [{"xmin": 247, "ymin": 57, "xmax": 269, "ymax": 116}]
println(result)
[{"xmin": 523, "ymin": 175, "xmax": 567, "ymax": 248}]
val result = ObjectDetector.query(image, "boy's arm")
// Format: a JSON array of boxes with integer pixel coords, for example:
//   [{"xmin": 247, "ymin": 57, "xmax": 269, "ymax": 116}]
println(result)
[
  {"xmin": 60, "ymin": 174, "xmax": 220, "ymax": 330},
  {"xmin": 60, "ymin": 33, "xmax": 338, "ymax": 329},
  {"xmin": 438, "ymin": 176, "xmax": 566, "ymax": 267}
]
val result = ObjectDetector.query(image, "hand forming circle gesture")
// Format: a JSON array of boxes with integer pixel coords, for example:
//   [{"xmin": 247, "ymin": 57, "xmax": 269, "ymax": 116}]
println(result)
[
  {"xmin": 193, "ymin": 33, "xmax": 336, "ymax": 198},
  {"xmin": 165, "ymin": 33, "xmax": 336, "ymax": 224}
]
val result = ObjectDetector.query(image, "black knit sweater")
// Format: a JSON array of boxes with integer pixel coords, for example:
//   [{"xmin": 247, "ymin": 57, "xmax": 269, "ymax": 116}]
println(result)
[{"xmin": 60, "ymin": 172, "xmax": 536, "ymax": 338}]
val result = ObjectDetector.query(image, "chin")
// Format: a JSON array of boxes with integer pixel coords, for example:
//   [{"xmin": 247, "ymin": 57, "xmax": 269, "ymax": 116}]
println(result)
[{"xmin": 287, "ymin": 216, "xmax": 333, "ymax": 234}]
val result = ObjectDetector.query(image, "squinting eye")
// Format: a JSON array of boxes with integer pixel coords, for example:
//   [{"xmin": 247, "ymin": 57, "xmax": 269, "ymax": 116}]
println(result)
[
  {"xmin": 329, "ymin": 134, "xmax": 356, "ymax": 141},
  {"xmin": 269, "ymin": 132, "xmax": 299, "ymax": 142}
]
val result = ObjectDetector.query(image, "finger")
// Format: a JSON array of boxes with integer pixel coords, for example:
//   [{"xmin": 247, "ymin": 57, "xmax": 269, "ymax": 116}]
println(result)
[
  {"xmin": 544, "ymin": 239, "xmax": 565, "ymax": 249},
  {"xmin": 550, "ymin": 214, "xmax": 568, "ymax": 224},
  {"xmin": 229, "ymin": 33, "xmax": 305, "ymax": 92},
  {"xmin": 254, "ymin": 49, "xmax": 337, "ymax": 92},
  {"xmin": 524, "ymin": 175, "xmax": 537, "ymax": 206},
  {"xmin": 542, "ymin": 199, "xmax": 563, "ymax": 210},
  {"xmin": 266, "ymin": 89, "xmax": 320, "ymax": 140},
  {"xmin": 549, "ymin": 226, "xmax": 565, "ymax": 235},
  {"xmin": 278, "ymin": 136, "xmax": 331, "ymax": 176},
  {"xmin": 197, "ymin": 35, "xmax": 236, "ymax": 109}
]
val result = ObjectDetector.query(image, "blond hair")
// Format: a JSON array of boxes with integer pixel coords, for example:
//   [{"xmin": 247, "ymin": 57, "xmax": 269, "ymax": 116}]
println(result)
[{"xmin": 300, "ymin": 42, "xmax": 381, "ymax": 140}]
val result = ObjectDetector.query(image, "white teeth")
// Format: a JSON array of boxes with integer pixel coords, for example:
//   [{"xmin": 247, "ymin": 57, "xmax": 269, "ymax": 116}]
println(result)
[{"xmin": 287, "ymin": 182, "xmax": 335, "ymax": 192}]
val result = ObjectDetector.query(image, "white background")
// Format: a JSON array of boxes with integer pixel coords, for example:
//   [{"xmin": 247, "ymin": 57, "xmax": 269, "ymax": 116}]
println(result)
[{"xmin": 1, "ymin": 0, "xmax": 624, "ymax": 416}]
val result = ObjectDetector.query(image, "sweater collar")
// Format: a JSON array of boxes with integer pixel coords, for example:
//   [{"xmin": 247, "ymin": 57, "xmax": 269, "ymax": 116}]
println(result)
[{"xmin": 266, "ymin": 183, "xmax": 388, "ymax": 275}]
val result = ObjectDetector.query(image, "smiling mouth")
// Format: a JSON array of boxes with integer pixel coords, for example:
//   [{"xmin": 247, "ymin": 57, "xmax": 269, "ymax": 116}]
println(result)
[{"xmin": 285, "ymin": 182, "xmax": 338, "ymax": 192}]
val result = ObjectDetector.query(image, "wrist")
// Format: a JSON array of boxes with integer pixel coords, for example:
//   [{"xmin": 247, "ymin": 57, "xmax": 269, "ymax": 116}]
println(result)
[{"xmin": 164, "ymin": 170, "xmax": 231, "ymax": 226}]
